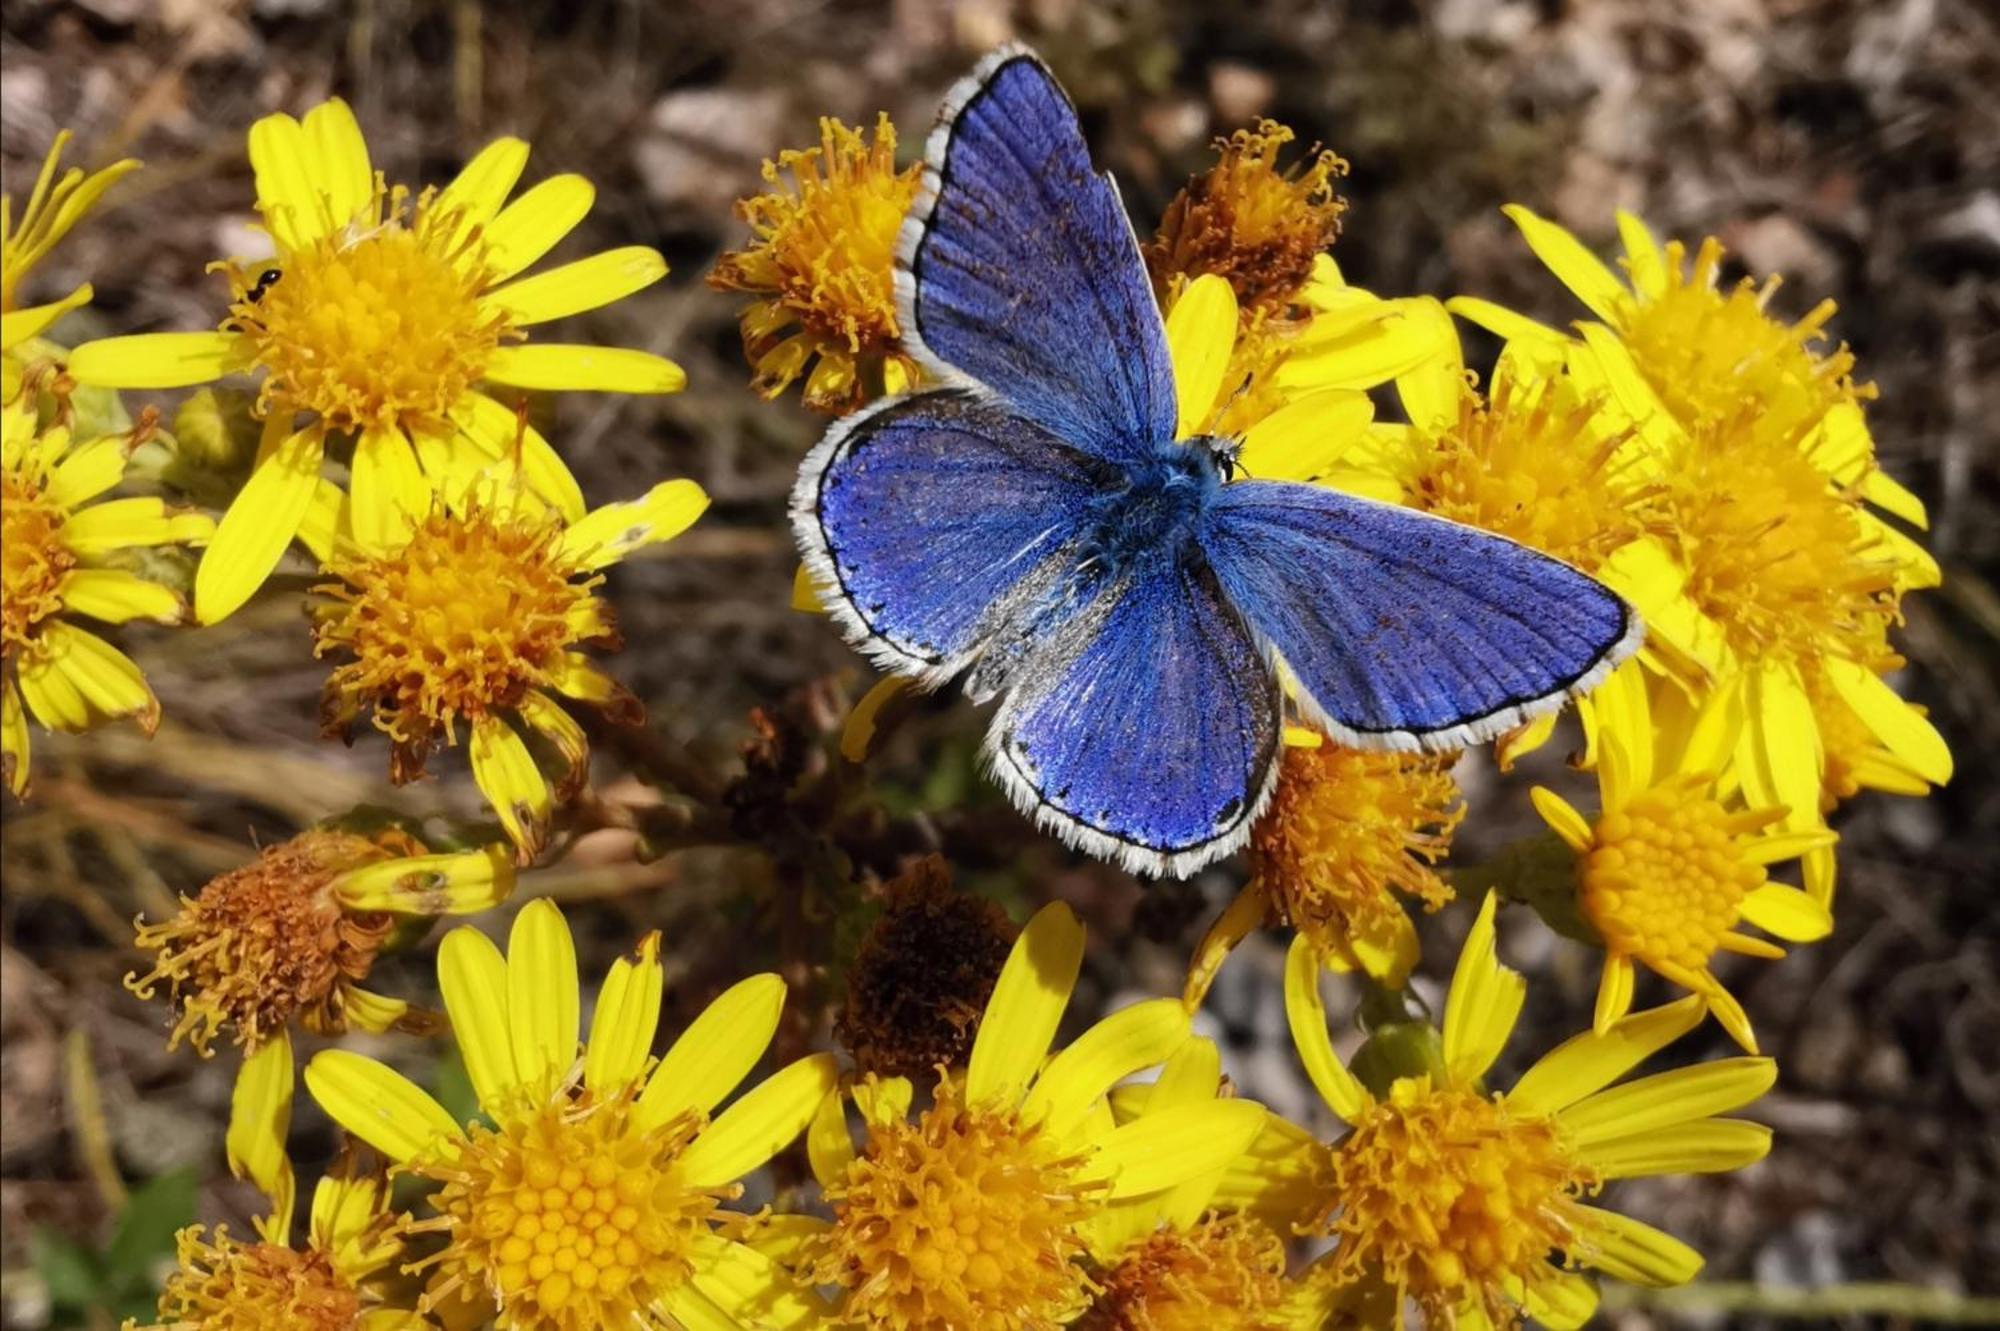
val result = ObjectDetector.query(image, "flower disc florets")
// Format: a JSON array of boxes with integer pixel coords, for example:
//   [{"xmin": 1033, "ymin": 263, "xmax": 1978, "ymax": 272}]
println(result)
[
  {"xmin": 1079, "ymin": 1215, "xmax": 1291, "ymax": 1331},
  {"xmin": 140, "ymin": 1227, "xmax": 362, "ymax": 1331}
]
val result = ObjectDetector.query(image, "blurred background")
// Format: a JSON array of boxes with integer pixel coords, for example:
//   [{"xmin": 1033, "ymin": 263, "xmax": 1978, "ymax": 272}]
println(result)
[{"xmin": 1, "ymin": 0, "xmax": 1995, "ymax": 1326}]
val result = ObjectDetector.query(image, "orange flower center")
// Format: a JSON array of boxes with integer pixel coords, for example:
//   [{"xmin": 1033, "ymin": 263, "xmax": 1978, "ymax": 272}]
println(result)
[
  {"xmin": 1319, "ymin": 1077, "xmax": 1598, "ymax": 1327},
  {"xmin": 811, "ymin": 1077, "xmax": 1099, "ymax": 1331},
  {"xmin": 0, "ymin": 467, "xmax": 72, "ymax": 654},
  {"xmin": 315, "ymin": 504, "xmax": 600, "ymax": 767},
  {"xmin": 150, "ymin": 1227, "xmax": 362, "ymax": 1331},
  {"xmin": 1080, "ymin": 1215, "xmax": 1292, "ymax": 1331},
  {"xmin": 228, "ymin": 186, "xmax": 511, "ymax": 434},
  {"xmin": 410, "ymin": 1093, "xmax": 725, "ymax": 1331},
  {"xmin": 1580, "ymin": 777, "xmax": 1767, "ymax": 973}
]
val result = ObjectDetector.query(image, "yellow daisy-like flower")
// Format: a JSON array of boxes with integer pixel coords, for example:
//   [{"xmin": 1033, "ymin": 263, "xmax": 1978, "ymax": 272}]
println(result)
[
  {"xmin": 67, "ymin": 99, "xmax": 684, "ymax": 624},
  {"xmin": 311, "ymin": 459, "xmax": 707, "ymax": 861},
  {"xmin": 126, "ymin": 825, "xmax": 513, "ymax": 1056},
  {"xmin": 1161, "ymin": 270, "xmax": 1443, "ymax": 485},
  {"xmin": 1145, "ymin": 119, "xmax": 1348, "ymax": 322},
  {"xmin": 128, "ymin": 1034, "xmax": 421, "ymax": 1331},
  {"xmin": 793, "ymin": 902, "xmax": 1267, "ymax": 1331},
  {"xmin": 1530, "ymin": 661, "xmax": 1836, "ymax": 1053},
  {"xmin": 1079, "ymin": 1038, "xmax": 1306, "ymax": 1331},
  {"xmin": 1, "ymin": 131, "xmax": 140, "ymax": 394},
  {"xmin": 1283, "ymin": 892, "xmax": 1776, "ymax": 1329},
  {"xmin": 1453, "ymin": 210, "xmax": 1952, "ymax": 891},
  {"xmin": 305, "ymin": 899, "xmax": 835, "ymax": 1331},
  {"xmin": 708, "ymin": 113, "xmax": 923, "ymax": 413},
  {"xmin": 2, "ymin": 392, "xmax": 211, "ymax": 797},
  {"xmin": 1184, "ymin": 733, "xmax": 1461, "ymax": 1006}
]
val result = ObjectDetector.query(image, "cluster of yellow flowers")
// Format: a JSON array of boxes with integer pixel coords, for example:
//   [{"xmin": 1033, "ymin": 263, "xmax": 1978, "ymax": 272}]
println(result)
[{"xmin": 0, "ymin": 66, "xmax": 1947, "ymax": 1331}]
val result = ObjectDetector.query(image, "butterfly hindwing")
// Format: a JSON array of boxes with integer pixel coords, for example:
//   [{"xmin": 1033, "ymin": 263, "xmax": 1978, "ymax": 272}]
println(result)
[
  {"xmin": 793, "ymin": 387, "xmax": 1108, "ymax": 682},
  {"xmin": 1199, "ymin": 480, "xmax": 1641, "ymax": 749},
  {"xmin": 988, "ymin": 548, "xmax": 1282, "ymax": 877},
  {"xmin": 897, "ymin": 46, "xmax": 1175, "ymax": 463}
]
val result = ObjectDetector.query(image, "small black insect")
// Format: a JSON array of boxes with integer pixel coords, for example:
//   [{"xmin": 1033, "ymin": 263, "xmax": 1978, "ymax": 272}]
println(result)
[{"xmin": 244, "ymin": 266, "xmax": 283, "ymax": 303}]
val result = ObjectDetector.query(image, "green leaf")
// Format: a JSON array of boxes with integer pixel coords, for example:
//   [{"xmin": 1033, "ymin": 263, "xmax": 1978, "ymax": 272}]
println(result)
[
  {"xmin": 29, "ymin": 1227, "xmax": 101, "ymax": 1311},
  {"xmin": 104, "ymin": 1167, "xmax": 196, "ymax": 1282}
]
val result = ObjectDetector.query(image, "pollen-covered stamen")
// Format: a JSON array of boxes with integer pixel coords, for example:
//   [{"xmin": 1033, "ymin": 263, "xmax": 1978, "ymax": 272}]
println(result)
[
  {"xmin": 1146, "ymin": 121, "xmax": 1347, "ymax": 318},
  {"xmin": 125, "ymin": 830, "xmax": 405, "ymax": 1054},
  {"xmin": 1580, "ymin": 776, "xmax": 1776, "ymax": 974},
  {"xmin": 146, "ymin": 1227, "xmax": 362, "ymax": 1331},
  {"xmin": 1410, "ymin": 375, "xmax": 1662, "ymax": 574},
  {"xmin": 1616, "ymin": 235, "xmax": 1871, "ymax": 437},
  {"xmin": 406, "ymin": 1093, "xmax": 727, "ymax": 1331},
  {"xmin": 1, "ymin": 467, "xmax": 73, "ymax": 653},
  {"xmin": 1318, "ymin": 1077, "xmax": 1600, "ymax": 1328},
  {"xmin": 812, "ymin": 1076, "xmax": 1102, "ymax": 1331},
  {"xmin": 707, "ymin": 114, "xmax": 923, "ymax": 412},
  {"xmin": 314, "ymin": 503, "xmax": 606, "ymax": 778},
  {"xmin": 1669, "ymin": 409, "xmax": 1900, "ymax": 670},
  {"xmin": 1250, "ymin": 743, "xmax": 1460, "ymax": 963},
  {"xmin": 1078, "ymin": 1215, "xmax": 1291, "ymax": 1331},
  {"xmin": 224, "ymin": 183, "xmax": 513, "ymax": 434}
]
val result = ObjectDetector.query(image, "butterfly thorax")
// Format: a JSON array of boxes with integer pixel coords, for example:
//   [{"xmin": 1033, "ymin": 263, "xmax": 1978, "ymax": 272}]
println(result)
[{"xmin": 1075, "ymin": 437, "xmax": 1228, "ymax": 580}]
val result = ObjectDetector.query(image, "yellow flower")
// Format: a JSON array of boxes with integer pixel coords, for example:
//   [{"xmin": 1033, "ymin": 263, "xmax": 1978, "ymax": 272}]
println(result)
[
  {"xmin": 127, "ymin": 1034, "xmax": 421, "ymax": 1331},
  {"xmin": 795, "ymin": 902, "xmax": 1267, "ymax": 1331},
  {"xmin": 708, "ymin": 113, "xmax": 923, "ymax": 413},
  {"xmin": 305, "ymin": 899, "xmax": 835, "ymax": 1331},
  {"xmin": 1531, "ymin": 661, "xmax": 1836, "ymax": 1052},
  {"xmin": 1, "ymin": 131, "xmax": 139, "ymax": 393},
  {"xmin": 67, "ymin": 100, "xmax": 684, "ymax": 624},
  {"xmin": 311, "ymin": 459, "xmax": 707, "ymax": 861},
  {"xmin": 1079, "ymin": 1038, "xmax": 1308, "ymax": 1331},
  {"xmin": 1161, "ymin": 269, "xmax": 1443, "ymax": 482},
  {"xmin": 126, "ymin": 826, "xmax": 513, "ymax": 1055},
  {"xmin": 2, "ymin": 393, "xmax": 211, "ymax": 797},
  {"xmin": 1144, "ymin": 120, "xmax": 1348, "ymax": 321},
  {"xmin": 1283, "ymin": 893, "xmax": 1776, "ymax": 1329},
  {"xmin": 1185, "ymin": 734, "xmax": 1461, "ymax": 1005}
]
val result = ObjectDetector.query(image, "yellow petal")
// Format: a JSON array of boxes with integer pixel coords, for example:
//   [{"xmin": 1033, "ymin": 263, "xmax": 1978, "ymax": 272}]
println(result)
[
  {"xmin": 966, "ymin": 901, "xmax": 1084, "ymax": 1110},
  {"xmin": 1592, "ymin": 953, "xmax": 1635, "ymax": 1035},
  {"xmin": 450, "ymin": 391, "xmax": 586, "ymax": 523},
  {"xmin": 1582, "ymin": 1118, "xmax": 1771, "ymax": 1179},
  {"xmin": 1526, "ymin": 1271, "xmax": 1601, "ymax": 1331},
  {"xmin": 678, "ymin": 1054, "xmax": 839, "ymax": 1188},
  {"xmin": 1283, "ymin": 934, "xmax": 1366, "ymax": 1123},
  {"xmin": 41, "ymin": 623, "xmax": 156, "ymax": 729},
  {"xmin": 1164, "ymin": 274, "xmax": 1239, "ymax": 438},
  {"xmin": 1510, "ymin": 995, "xmax": 1707, "ymax": 1120},
  {"xmin": 348, "ymin": 426, "xmax": 428, "ymax": 556},
  {"xmin": 1389, "ymin": 296, "xmax": 1465, "ymax": 431},
  {"xmin": 1020, "ymin": 998, "xmax": 1189, "ymax": 1138},
  {"xmin": 46, "ymin": 433, "xmax": 129, "ymax": 509},
  {"xmin": 1502, "ymin": 204, "xmax": 1629, "ymax": 323},
  {"xmin": 1442, "ymin": 892, "xmax": 1524, "ymax": 1082},
  {"xmin": 330, "ymin": 844, "xmax": 515, "ymax": 915},
  {"xmin": 482, "ymin": 247, "xmax": 668, "ymax": 326},
  {"xmin": 248, "ymin": 111, "xmax": 329, "ymax": 248},
  {"xmin": 1, "ymin": 286, "xmax": 93, "ymax": 351},
  {"xmin": 438, "ymin": 137, "xmax": 530, "ymax": 238},
  {"xmin": 195, "ymin": 424, "xmax": 324, "ymax": 624},
  {"xmin": 3, "ymin": 680, "xmax": 30, "ymax": 797},
  {"xmin": 806, "ymin": 1086, "xmax": 856, "ymax": 1188},
  {"xmin": 302, "ymin": 100, "xmax": 372, "ymax": 228},
  {"xmin": 1738, "ymin": 883, "xmax": 1832, "ymax": 943},
  {"xmin": 303, "ymin": 1050, "xmax": 462, "ymax": 1164},
  {"xmin": 484, "ymin": 344, "xmax": 686, "ymax": 394},
  {"xmin": 1559, "ymin": 1057, "xmax": 1776, "ymax": 1149},
  {"xmin": 1143, "ymin": 1036, "xmax": 1223, "ymax": 1113},
  {"xmin": 484, "ymin": 174, "xmax": 596, "ymax": 283},
  {"xmin": 1276, "ymin": 300, "xmax": 1443, "ymax": 391},
  {"xmin": 1530, "ymin": 786, "xmax": 1594, "ymax": 854},
  {"xmin": 1614, "ymin": 210, "xmax": 1667, "ymax": 300},
  {"xmin": 637, "ymin": 973, "xmax": 787, "ymax": 1129},
  {"xmin": 685, "ymin": 1233, "xmax": 825, "ymax": 1331},
  {"xmin": 1235, "ymin": 389, "xmax": 1375, "ymax": 482},
  {"xmin": 505, "ymin": 899, "xmax": 580, "ymax": 1091},
  {"xmin": 1736, "ymin": 661, "xmax": 1823, "ymax": 824},
  {"xmin": 470, "ymin": 714, "xmax": 552, "ymax": 862},
  {"xmin": 56, "ymin": 569, "xmax": 183, "ymax": 625},
  {"xmin": 791, "ymin": 564, "xmax": 829, "ymax": 614},
  {"xmin": 1578, "ymin": 1208, "xmax": 1704, "ymax": 1287},
  {"xmin": 584, "ymin": 932, "xmax": 664, "ymax": 1095},
  {"xmin": 66, "ymin": 331, "xmax": 238, "ymax": 389},
  {"xmin": 341, "ymin": 988, "xmax": 414, "ymax": 1035},
  {"xmin": 310, "ymin": 1171, "xmax": 390, "ymax": 1267},
  {"xmin": 1182, "ymin": 878, "xmax": 1268, "ymax": 1010},
  {"xmin": 1444, "ymin": 295, "xmax": 1565, "ymax": 347},
  {"xmin": 1823, "ymin": 655, "xmax": 1952, "ymax": 785},
  {"xmin": 15, "ymin": 647, "xmax": 90, "ymax": 732},
  {"xmin": 1086, "ymin": 1100, "xmax": 1266, "ymax": 1198},
  {"xmin": 226, "ymin": 1033, "xmax": 296, "ymax": 1243},
  {"xmin": 839, "ymin": 676, "xmax": 912, "ymax": 764},
  {"xmin": 558, "ymin": 478, "xmax": 709, "ymax": 570},
  {"xmin": 436, "ymin": 925, "xmax": 519, "ymax": 1111}
]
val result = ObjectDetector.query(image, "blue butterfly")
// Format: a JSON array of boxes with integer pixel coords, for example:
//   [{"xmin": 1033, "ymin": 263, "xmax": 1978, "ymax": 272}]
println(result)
[{"xmin": 791, "ymin": 47, "xmax": 1642, "ymax": 878}]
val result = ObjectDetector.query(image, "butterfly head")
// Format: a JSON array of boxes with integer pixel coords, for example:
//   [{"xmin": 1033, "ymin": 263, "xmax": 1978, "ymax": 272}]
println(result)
[{"xmin": 1194, "ymin": 435, "xmax": 1243, "ymax": 483}]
